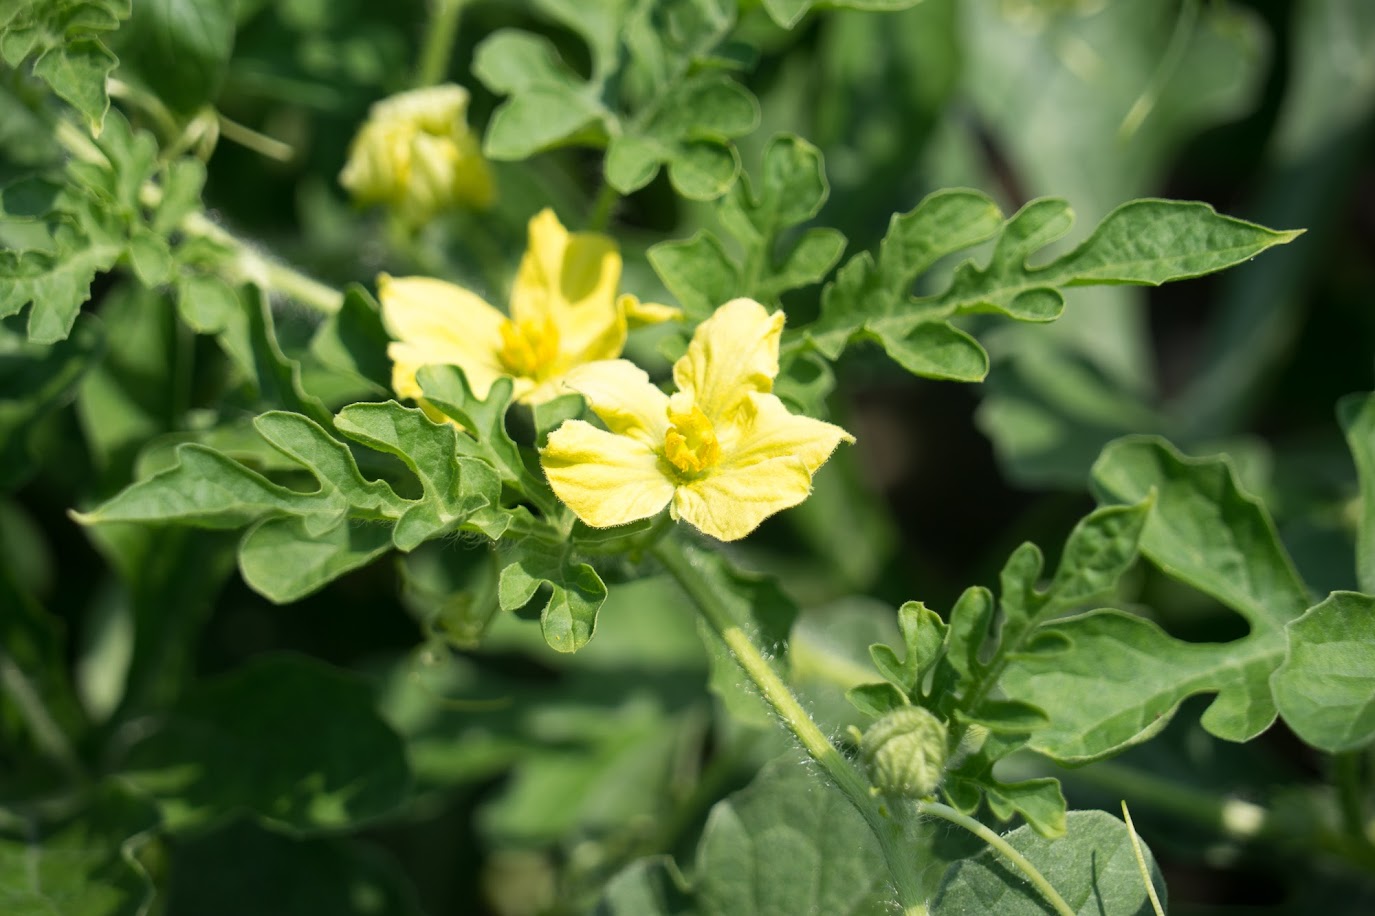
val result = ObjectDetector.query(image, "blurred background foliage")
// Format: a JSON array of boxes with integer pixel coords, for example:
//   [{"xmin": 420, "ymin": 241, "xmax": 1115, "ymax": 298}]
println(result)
[{"xmin": 3, "ymin": 0, "xmax": 1374, "ymax": 913}]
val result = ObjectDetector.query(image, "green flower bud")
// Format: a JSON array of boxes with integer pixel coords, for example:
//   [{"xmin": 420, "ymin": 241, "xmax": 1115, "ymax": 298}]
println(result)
[{"xmin": 859, "ymin": 706, "xmax": 948, "ymax": 799}]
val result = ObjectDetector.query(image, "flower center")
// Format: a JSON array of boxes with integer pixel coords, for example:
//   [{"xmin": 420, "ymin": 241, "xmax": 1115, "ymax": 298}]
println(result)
[
  {"xmin": 498, "ymin": 315, "xmax": 560, "ymax": 378},
  {"xmin": 663, "ymin": 405, "xmax": 721, "ymax": 476}
]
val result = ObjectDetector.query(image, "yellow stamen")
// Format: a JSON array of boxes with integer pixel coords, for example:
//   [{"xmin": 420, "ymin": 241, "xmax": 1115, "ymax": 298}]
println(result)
[
  {"xmin": 664, "ymin": 405, "xmax": 721, "ymax": 476},
  {"xmin": 498, "ymin": 314, "xmax": 560, "ymax": 378}
]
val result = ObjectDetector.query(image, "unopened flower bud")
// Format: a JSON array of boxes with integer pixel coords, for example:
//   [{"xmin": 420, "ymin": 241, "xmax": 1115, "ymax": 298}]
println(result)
[
  {"xmin": 339, "ymin": 84, "xmax": 494, "ymax": 225},
  {"xmin": 860, "ymin": 706, "xmax": 948, "ymax": 799}
]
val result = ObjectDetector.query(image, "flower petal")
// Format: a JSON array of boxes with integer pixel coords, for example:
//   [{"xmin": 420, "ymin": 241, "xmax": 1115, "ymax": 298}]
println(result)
[
  {"xmin": 512, "ymin": 209, "xmax": 626, "ymax": 365},
  {"xmin": 723, "ymin": 392, "xmax": 854, "ymax": 474},
  {"xmin": 378, "ymin": 274, "xmax": 510, "ymax": 395},
  {"xmin": 673, "ymin": 456, "xmax": 814, "ymax": 542},
  {"xmin": 542, "ymin": 420, "xmax": 675, "ymax": 528},
  {"xmin": 562, "ymin": 360, "xmax": 670, "ymax": 446},
  {"xmin": 618, "ymin": 293, "xmax": 682, "ymax": 327},
  {"xmin": 672, "ymin": 298, "xmax": 785, "ymax": 424}
]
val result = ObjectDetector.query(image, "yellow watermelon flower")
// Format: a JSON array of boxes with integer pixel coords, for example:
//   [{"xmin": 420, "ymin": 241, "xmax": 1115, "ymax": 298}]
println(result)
[
  {"xmin": 540, "ymin": 298, "xmax": 854, "ymax": 542},
  {"xmin": 380, "ymin": 208, "xmax": 677, "ymax": 409},
  {"xmin": 339, "ymin": 83, "xmax": 494, "ymax": 225}
]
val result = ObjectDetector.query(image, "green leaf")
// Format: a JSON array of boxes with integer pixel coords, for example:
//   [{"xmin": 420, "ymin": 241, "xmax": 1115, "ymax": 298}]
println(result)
[
  {"xmin": 474, "ymin": 29, "xmax": 606, "ymax": 159},
  {"xmin": 172, "ymin": 270, "xmax": 237, "ymax": 333},
  {"xmin": 497, "ymin": 535, "xmax": 608, "ymax": 653},
  {"xmin": 416, "ymin": 365, "xmax": 558, "ymax": 517},
  {"xmin": 0, "ymin": 782, "xmax": 157, "ymax": 916},
  {"xmin": 1092, "ymin": 436, "xmax": 1308, "ymax": 737},
  {"xmin": 597, "ymin": 857, "xmax": 693, "ymax": 916},
  {"xmin": 615, "ymin": 75, "xmax": 758, "ymax": 200},
  {"xmin": 931, "ymin": 810, "xmax": 1167, "ymax": 915},
  {"xmin": 1339, "ymin": 393, "xmax": 1375, "ymax": 594},
  {"xmin": 0, "ymin": 233, "xmax": 123, "ymax": 344},
  {"xmin": 1272, "ymin": 592, "xmax": 1375, "ymax": 753},
  {"xmin": 875, "ymin": 320, "xmax": 987, "ymax": 382},
  {"xmin": 0, "ymin": 316, "xmax": 103, "ymax": 490},
  {"xmin": 1094, "ymin": 436, "xmax": 1310, "ymax": 626},
  {"xmin": 845, "ymin": 681, "xmax": 908, "ymax": 718},
  {"xmin": 75, "ymin": 440, "xmax": 349, "ymax": 531},
  {"xmin": 0, "ymin": 0, "xmax": 132, "ymax": 132},
  {"xmin": 112, "ymin": 0, "xmax": 235, "ymax": 114},
  {"xmin": 648, "ymin": 134, "xmax": 843, "ymax": 320},
  {"xmin": 34, "ymin": 38, "xmax": 119, "ymax": 132},
  {"xmin": 165, "ymin": 819, "xmax": 423, "ymax": 916},
  {"xmin": 647, "ymin": 231, "xmax": 740, "ymax": 320},
  {"xmin": 868, "ymin": 600, "xmax": 946, "ymax": 695},
  {"xmin": 1001, "ymin": 438, "xmax": 1314, "ymax": 762},
  {"xmin": 74, "ymin": 285, "xmax": 177, "ymax": 487},
  {"xmin": 1049, "ymin": 200, "xmax": 1303, "ymax": 286},
  {"xmin": 982, "ymin": 779, "xmax": 1067, "ymax": 838},
  {"xmin": 803, "ymin": 193, "xmax": 1299, "ymax": 381},
  {"xmin": 213, "ymin": 286, "xmax": 332, "ymax": 424},
  {"xmin": 762, "ymin": 0, "xmax": 923, "ymax": 30},
  {"xmin": 118, "ymin": 654, "xmax": 410, "ymax": 833},
  {"xmin": 334, "ymin": 400, "xmax": 504, "ymax": 550},
  {"xmin": 475, "ymin": 2, "xmax": 755, "ymax": 199},
  {"xmin": 806, "ymin": 188, "xmax": 1003, "ymax": 357},
  {"xmin": 694, "ymin": 758, "xmax": 897, "ymax": 915},
  {"xmin": 238, "ymin": 515, "xmax": 396, "ymax": 604},
  {"xmin": 0, "ymin": 561, "xmax": 85, "ymax": 767},
  {"xmin": 308, "ymin": 284, "xmax": 392, "ymax": 395}
]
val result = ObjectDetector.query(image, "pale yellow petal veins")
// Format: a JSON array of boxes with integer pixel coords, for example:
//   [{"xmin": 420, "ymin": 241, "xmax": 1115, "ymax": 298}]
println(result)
[
  {"xmin": 542, "ymin": 420, "xmax": 676, "ymax": 528},
  {"xmin": 724, "ymin": 392, "xmax": 855, "ymax": 474},
  {"xmin": 562, "ymin": 360, "xmax": 670, "ymax": 445},
  {"xmin": 672, "ymin": 456, "xmax": 815, "ymax": 542},
  {"xmin": 673, "ymin": 298, "xmax": 785, "ymax": 424}
]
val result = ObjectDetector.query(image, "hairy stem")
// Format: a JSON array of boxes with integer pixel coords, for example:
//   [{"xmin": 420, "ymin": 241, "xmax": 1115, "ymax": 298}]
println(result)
[
  {"xmin": 54, "ymin": 116, "xmax": 344, "ymax": 316},
  {"xmin": 917, "ymin": 801, "xmax": 1075, "ymax": 916},
  {"xmin": 652, "ymin": 538, "xmax": 928, "ymax": 912}
]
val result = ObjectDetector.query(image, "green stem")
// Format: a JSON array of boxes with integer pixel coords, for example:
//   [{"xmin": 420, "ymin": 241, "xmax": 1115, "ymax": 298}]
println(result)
[
  {"xmin": 215, "ymin": 111, "xmax": 296, "ymax": 162},
  {"xmin": 415, "ymin": 0, "xmax": 466, "ymax": 88},
  {"xmin": 1335, "ymin": 751, "xmax": 1373, "ymax": 850},
  {"xmin": 180, "ymin": 211, "xmax": 344, "ymax": 315},
  {"xmin": 651, "ymin": 538, "xmax": 928, "ymax": 913},
  {"xmin": 0, "ymin": 649, "xmax": 85, "ymax": 785},
  {"xmin": 585, "ymin": 180, "xmax": 620, "ymax": 233},
  {"xmin": 1065, "ymin": 759, "xmax": 1269, "ymax": 841},
  {"xmin": 54, "ymin": 116, "xmax": 343, "ymax": 316},
  {"xmin": 1117, "ymin": 0, "xmax": 1198, "ymax": 140},
  {"xmin": 917, "ymin": 801, "xmax": 1075, "ymax": 916}
]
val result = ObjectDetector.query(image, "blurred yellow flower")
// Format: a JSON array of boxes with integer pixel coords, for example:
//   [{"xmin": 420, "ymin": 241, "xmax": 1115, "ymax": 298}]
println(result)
[
  {"xmin": 381, "ymin": 208, "xmax": 677, "ymax": 408},
  {"xmin": 541, "ymin": 298, "xmax": 854, "ymax": 542},
  {"xmin": 339, "ymin": 84, "xmax": 493, "ymax": 224}
]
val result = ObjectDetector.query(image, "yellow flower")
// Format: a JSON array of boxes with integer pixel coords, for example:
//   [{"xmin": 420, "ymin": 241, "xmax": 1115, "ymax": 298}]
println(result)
[
  {"xmin": 540, "ymin": 298, "xmax": 854, "ymax": 542},
  {"xmin": 380, "ymin": 208, "xmax": 676, "ymax": 408},
  {"xmin": 339, "ymin": 84, "xmax": 494, "ymax": 224}
]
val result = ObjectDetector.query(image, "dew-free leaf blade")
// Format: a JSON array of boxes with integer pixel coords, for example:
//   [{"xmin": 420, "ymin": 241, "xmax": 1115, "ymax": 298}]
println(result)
[
  {"xmin": 1271, "ymin": 592, "xmax": 1375, "ymax": 753},
  {"xmin": 931, "ymin": 810, "xmax": 1167, "ymax": 915},
  {"xmin": 694, "ymin": 758, "xmax": 897, "ymax": 915},
  {"xmin": 117, "ymin": 654, "xmax": 410, "ymax": 833},
  {"xmin": 1091, "ymin": 436, "xmax": 1310, "ymax": 631},
  {"xmin": 498, "ymin": 535, "xmax": 608, "ymax": 653}
]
